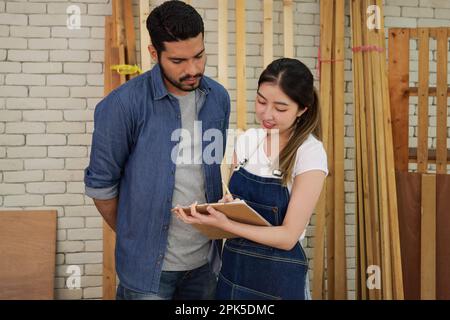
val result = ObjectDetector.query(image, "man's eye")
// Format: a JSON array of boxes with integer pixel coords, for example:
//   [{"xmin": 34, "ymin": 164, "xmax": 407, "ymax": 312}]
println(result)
[
  {"xmin": 172, "ymin": 60, "xmax": 182, "ymax": 64},
  {"xmin": 276, "ymin": 109, "xmax": 287, "ymax": 112},
  {"xmin": 195, "ymin": 55, "xmax": 203, "ymax": 59},
  {"xmin": 257, "ymin": 100, "xmax": 266, "ymax": 104}
]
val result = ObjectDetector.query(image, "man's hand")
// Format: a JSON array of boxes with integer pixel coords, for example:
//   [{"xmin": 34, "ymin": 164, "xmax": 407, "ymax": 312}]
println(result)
[{"xmin": 93, "ymin": 197, "xmax": 118, "ymax": 232}]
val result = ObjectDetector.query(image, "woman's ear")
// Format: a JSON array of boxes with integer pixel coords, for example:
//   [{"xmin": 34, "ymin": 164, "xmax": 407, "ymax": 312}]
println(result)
[{"xmin": 297, "ymin": 107, "xmax": 308, "ymax": 118}]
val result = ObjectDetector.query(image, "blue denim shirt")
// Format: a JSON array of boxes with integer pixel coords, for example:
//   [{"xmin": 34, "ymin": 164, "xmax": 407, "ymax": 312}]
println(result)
[{"xmin": 84, "ymin": 64, "xmax": 230, "ymax": 293}]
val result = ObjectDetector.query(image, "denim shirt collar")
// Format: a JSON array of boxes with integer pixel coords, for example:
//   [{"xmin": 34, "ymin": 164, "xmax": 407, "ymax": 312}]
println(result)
[{"xmin": 150, "ymin": 63, "xmax": 211, "ymax": 100}]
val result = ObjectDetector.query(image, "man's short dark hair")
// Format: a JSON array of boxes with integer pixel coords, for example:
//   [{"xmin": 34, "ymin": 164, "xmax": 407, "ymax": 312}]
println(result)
[{"xmin": 146, "ymin": 1, "xmax": 204, "ymax": 55}]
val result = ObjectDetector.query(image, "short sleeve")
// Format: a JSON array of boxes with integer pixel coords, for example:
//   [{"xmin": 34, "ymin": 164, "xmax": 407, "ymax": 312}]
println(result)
[
  {"xmin": 293, "ymin": 137, "xmax": 328, "ymax": 177},
  {"xmin": 235, "ymin": 128, "xmax": 258, "ymax": 164}
]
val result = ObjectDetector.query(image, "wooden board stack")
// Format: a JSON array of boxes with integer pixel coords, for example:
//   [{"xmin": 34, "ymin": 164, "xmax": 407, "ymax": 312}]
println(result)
[
  {"xmin": 312, "ymin": 0, "xmax": 346, "ymax": 300},
  {"xmin": 350, "ymin": 0, "xmax": 404, "ymax": 300}
]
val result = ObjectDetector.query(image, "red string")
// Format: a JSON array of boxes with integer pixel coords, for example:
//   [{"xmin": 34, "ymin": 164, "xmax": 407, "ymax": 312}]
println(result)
[
  {"xmin": 352, "ymin": 45, "xmax": 384, "ymax": 53},
  {"xmin": 316, "ymin": 47, "xmax": 345, "ymax": 80}
]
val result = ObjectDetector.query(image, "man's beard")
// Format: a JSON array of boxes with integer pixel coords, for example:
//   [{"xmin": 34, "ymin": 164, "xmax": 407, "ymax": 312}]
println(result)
[{"xmin": 160, "ymin": 63, "xmax": 203, "ymax": 92}]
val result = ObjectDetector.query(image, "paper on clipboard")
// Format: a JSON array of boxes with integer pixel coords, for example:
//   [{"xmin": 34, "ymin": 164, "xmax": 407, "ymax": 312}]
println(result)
[{"xmin": 171, "ymin": 199, "xmax": 271, "ymax": 239}]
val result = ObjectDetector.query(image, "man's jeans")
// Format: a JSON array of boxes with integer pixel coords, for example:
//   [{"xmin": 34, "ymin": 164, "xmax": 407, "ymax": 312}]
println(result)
[{"xmin": 116, "ymin": 263, "xmax": 217, "ymax": 300}]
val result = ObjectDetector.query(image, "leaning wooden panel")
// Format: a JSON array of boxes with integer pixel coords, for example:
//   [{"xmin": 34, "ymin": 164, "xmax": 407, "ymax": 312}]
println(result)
[
  {"xmin": 388, "ymin": 28, "xmax": 410, "ymax": 172},
  {"xmin": 0, "ymin": 210, "xmax": 57, "ymax": 299},
  {"xmin": 420, "ymin": 174, "xmax": 436, "ymax": 300}
]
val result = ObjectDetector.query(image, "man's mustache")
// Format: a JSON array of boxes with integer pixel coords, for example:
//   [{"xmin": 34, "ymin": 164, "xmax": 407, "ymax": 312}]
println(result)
[{"xmin": 179, "ymin": 74, "xmax": 202, "ymax": 82}]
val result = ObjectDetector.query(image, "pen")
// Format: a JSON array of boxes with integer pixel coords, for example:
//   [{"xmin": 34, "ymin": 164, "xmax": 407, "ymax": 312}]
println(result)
[{"xmin": 222, "ymin": 179, "xmax": 231, "ymax": 196}]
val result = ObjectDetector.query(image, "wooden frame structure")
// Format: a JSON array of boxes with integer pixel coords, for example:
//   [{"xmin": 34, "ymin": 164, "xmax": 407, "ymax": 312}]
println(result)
[{"xmin": 389, "ymin": 27, "xmax": 450, "ymax": 300}]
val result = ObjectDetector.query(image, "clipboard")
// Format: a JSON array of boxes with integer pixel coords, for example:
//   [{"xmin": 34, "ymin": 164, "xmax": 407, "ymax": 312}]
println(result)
[{"xmin": 171, "ymin": 200, "xmax": 271, "ymax": 239}]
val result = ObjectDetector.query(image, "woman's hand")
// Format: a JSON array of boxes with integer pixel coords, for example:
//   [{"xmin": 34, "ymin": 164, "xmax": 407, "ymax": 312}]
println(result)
[{"xmin": 174, "ymin": 201, "xmax": 231, "ymax": 230}]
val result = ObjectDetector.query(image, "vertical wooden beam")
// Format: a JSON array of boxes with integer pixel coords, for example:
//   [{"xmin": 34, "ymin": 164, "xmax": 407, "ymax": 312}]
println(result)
[
  {"xmin": 124, "ymin": 0, "xmax": 137, "ymax": 79},
  {"xmin": 360, "ymin": 0, "xmax": 381, "ymax": 299},
  {"xmin": 103, "ymin": 16, "xmax": 117, "ymax": 300},
  {"xmin": 283, "ymin": 0, "xmax": 294, "ymax": 58},
  {"xmin": 218, "ymin": 0, "xmax": 228, "ymax": 88},
  {"xmin": 350, "ymin": 0, "xmax": 367, "ymax": 300},
  {"xmin": 333, "ymin": 0, "xmax": 346, "ymax": 300},
  {"xmin": 139, "ymin": 0, "xmax": 151, "ymax": 72},
  {"xmin": 113, "ymin": 0, "xmax": 126, "ymax": 47},
  {"xmin": 388, "ymin": 28, "xmax": 410, "ymax": 172},
  {"xmin": 435, "ymin": 28, "xmax": 448, "ymax": 174},
  {"xmin": 417, "ymin": 28, "xmax": 429, "ymax": 173},
  {"xmin": 236, "ymin": 0, "xmax": 247, "ymax": 130},
  {"xmin": 313, "ymin": 0, "xmax": 333, "ymax": 300},
  {"xmin": 376, "ymin": 0, "xmax": 404, "ymax": 299},
  {"xmin": 420, "ymin": 174, "xmax": 436, "ymax": 299},
  {"xmin": 263, "ymin": 0, "xmax": 273, "ymax": 68}
]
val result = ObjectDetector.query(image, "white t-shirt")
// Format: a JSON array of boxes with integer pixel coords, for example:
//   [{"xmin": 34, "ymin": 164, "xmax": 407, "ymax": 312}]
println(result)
[{"xmin": 234, "ymin": 128, "xmax": 328, "ymax": 240}]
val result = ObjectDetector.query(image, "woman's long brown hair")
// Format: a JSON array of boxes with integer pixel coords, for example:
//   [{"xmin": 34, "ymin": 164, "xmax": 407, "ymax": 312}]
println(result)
[{"xmin": 257, "ymin": 58, "xmax": 321, "ymax": 186}]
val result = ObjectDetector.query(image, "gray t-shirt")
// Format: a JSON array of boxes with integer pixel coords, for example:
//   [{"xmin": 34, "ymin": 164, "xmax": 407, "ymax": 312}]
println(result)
[{"xmin": 162, "ymin": 90, "xmax": 211, "ymax": 271}]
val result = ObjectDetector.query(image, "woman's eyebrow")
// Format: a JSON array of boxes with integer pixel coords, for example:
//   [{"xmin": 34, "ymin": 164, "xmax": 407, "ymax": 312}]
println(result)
[{"xmin": 257, "ymin": 91, "xmax": 289, "ymax": 106}]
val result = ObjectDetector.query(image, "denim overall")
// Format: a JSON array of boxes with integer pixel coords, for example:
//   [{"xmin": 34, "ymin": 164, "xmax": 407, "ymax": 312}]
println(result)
[{"xmin": 216, "ymin": 167, "xmax": 309, "ymax": 300}]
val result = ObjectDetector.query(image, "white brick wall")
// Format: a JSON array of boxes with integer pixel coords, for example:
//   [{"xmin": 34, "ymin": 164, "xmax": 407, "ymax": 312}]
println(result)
[{"xmin": 0, "ymin": 0, "xmax": 449, "ymax": 300}]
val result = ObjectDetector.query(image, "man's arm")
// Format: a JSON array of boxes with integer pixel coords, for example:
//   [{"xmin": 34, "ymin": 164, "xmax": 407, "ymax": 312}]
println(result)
[
  {"xmin": 93, "ymin": 197, "xmax": 118, "ymax": 232},
  {"xmin": 84, "ymin": 92, "xmax": 132, "ymax": 231}
]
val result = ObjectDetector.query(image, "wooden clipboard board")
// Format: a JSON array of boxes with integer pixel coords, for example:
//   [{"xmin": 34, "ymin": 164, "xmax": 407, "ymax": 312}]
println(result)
[{"xmin": 171, "ymin": 200, "xmax": 271, "ymax": 239}]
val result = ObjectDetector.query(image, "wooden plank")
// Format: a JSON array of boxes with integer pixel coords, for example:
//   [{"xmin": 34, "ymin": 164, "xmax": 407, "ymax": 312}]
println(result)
[
  {"xmin": 376, "ymin": 0, "xmax": 404, "ymax": 299},
  {"xmin": 361, "ymin": 0, "xmax": 381, "ymax": 299},
  {"xmin": 139, "ymin": 0, "xmax": 151, "ymax": 72},
  {"xmin": 366, "ymin": 0, "xmax": 392, "ymax": 299},
  {"xmin": 113, "ymin": 0, "xmax": 126, "ymax": 47},
  {"xmin": 410, "ymin": 27, "xmax": 450, "ymax": 38},
  {"xmin": 102, "ymin": 16, "xmax": 118, "ymax": 300},
  {"xmin": 283, "ymin": 0, "xmax": 294, "ymax": 58},
  {"xmin": 218, "ymin": 0, "xmax": 228, "ymax": 88},
  {"xmin": 0, "ymin": 211, "xmax": 57, "ymax": 299},
  {"xmin": 263, "ymin": 0, "xmax": 273, "ymax": 68},
  {"xmin": 235, "ymin": 0, "xmax": 247, "ymax": 130},
  {"xmin": 408, "ymin": 148, "xmax": 450, "ymax": 163},
  {"xmin": 420, "ymin": 174, "xmax": 436, "ymax": 300},
  {"xmin": 435, "ymin": 28, "xmax": 448, "ymax": 174},
  {"xmin": 417, "ymin": 28, "xmax": 429, "ymax": 173},
  {"xmin": 124, "ymin": 0, "xmax": 137, "ymax": 79},
  {"xmin": 333, "ymin": 0, "xmax": 346, "ymax": 300},
  {"xmin": 350, "ymin": 0, "xmax": 367, "ymax": 299},
  {"xmin": 408, "ymin": 87, "xmax": 450, "ymax": 96},
  {"xmin": 312, "ymin": 0, "xmax": 333, "ymax": 300},
  {"xmin": 388, "ymin": 28, "xmax": 410, "ymax": 172},
  {"xmin": 396, "ymin": 171, "xmax": 421, "ymax": 299}
]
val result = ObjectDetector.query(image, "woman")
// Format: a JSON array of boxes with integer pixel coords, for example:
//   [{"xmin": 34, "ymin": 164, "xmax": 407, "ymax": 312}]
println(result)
[{"xmin": 174, "ymin": 58, "xmax": 328, "ymax": 300}]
